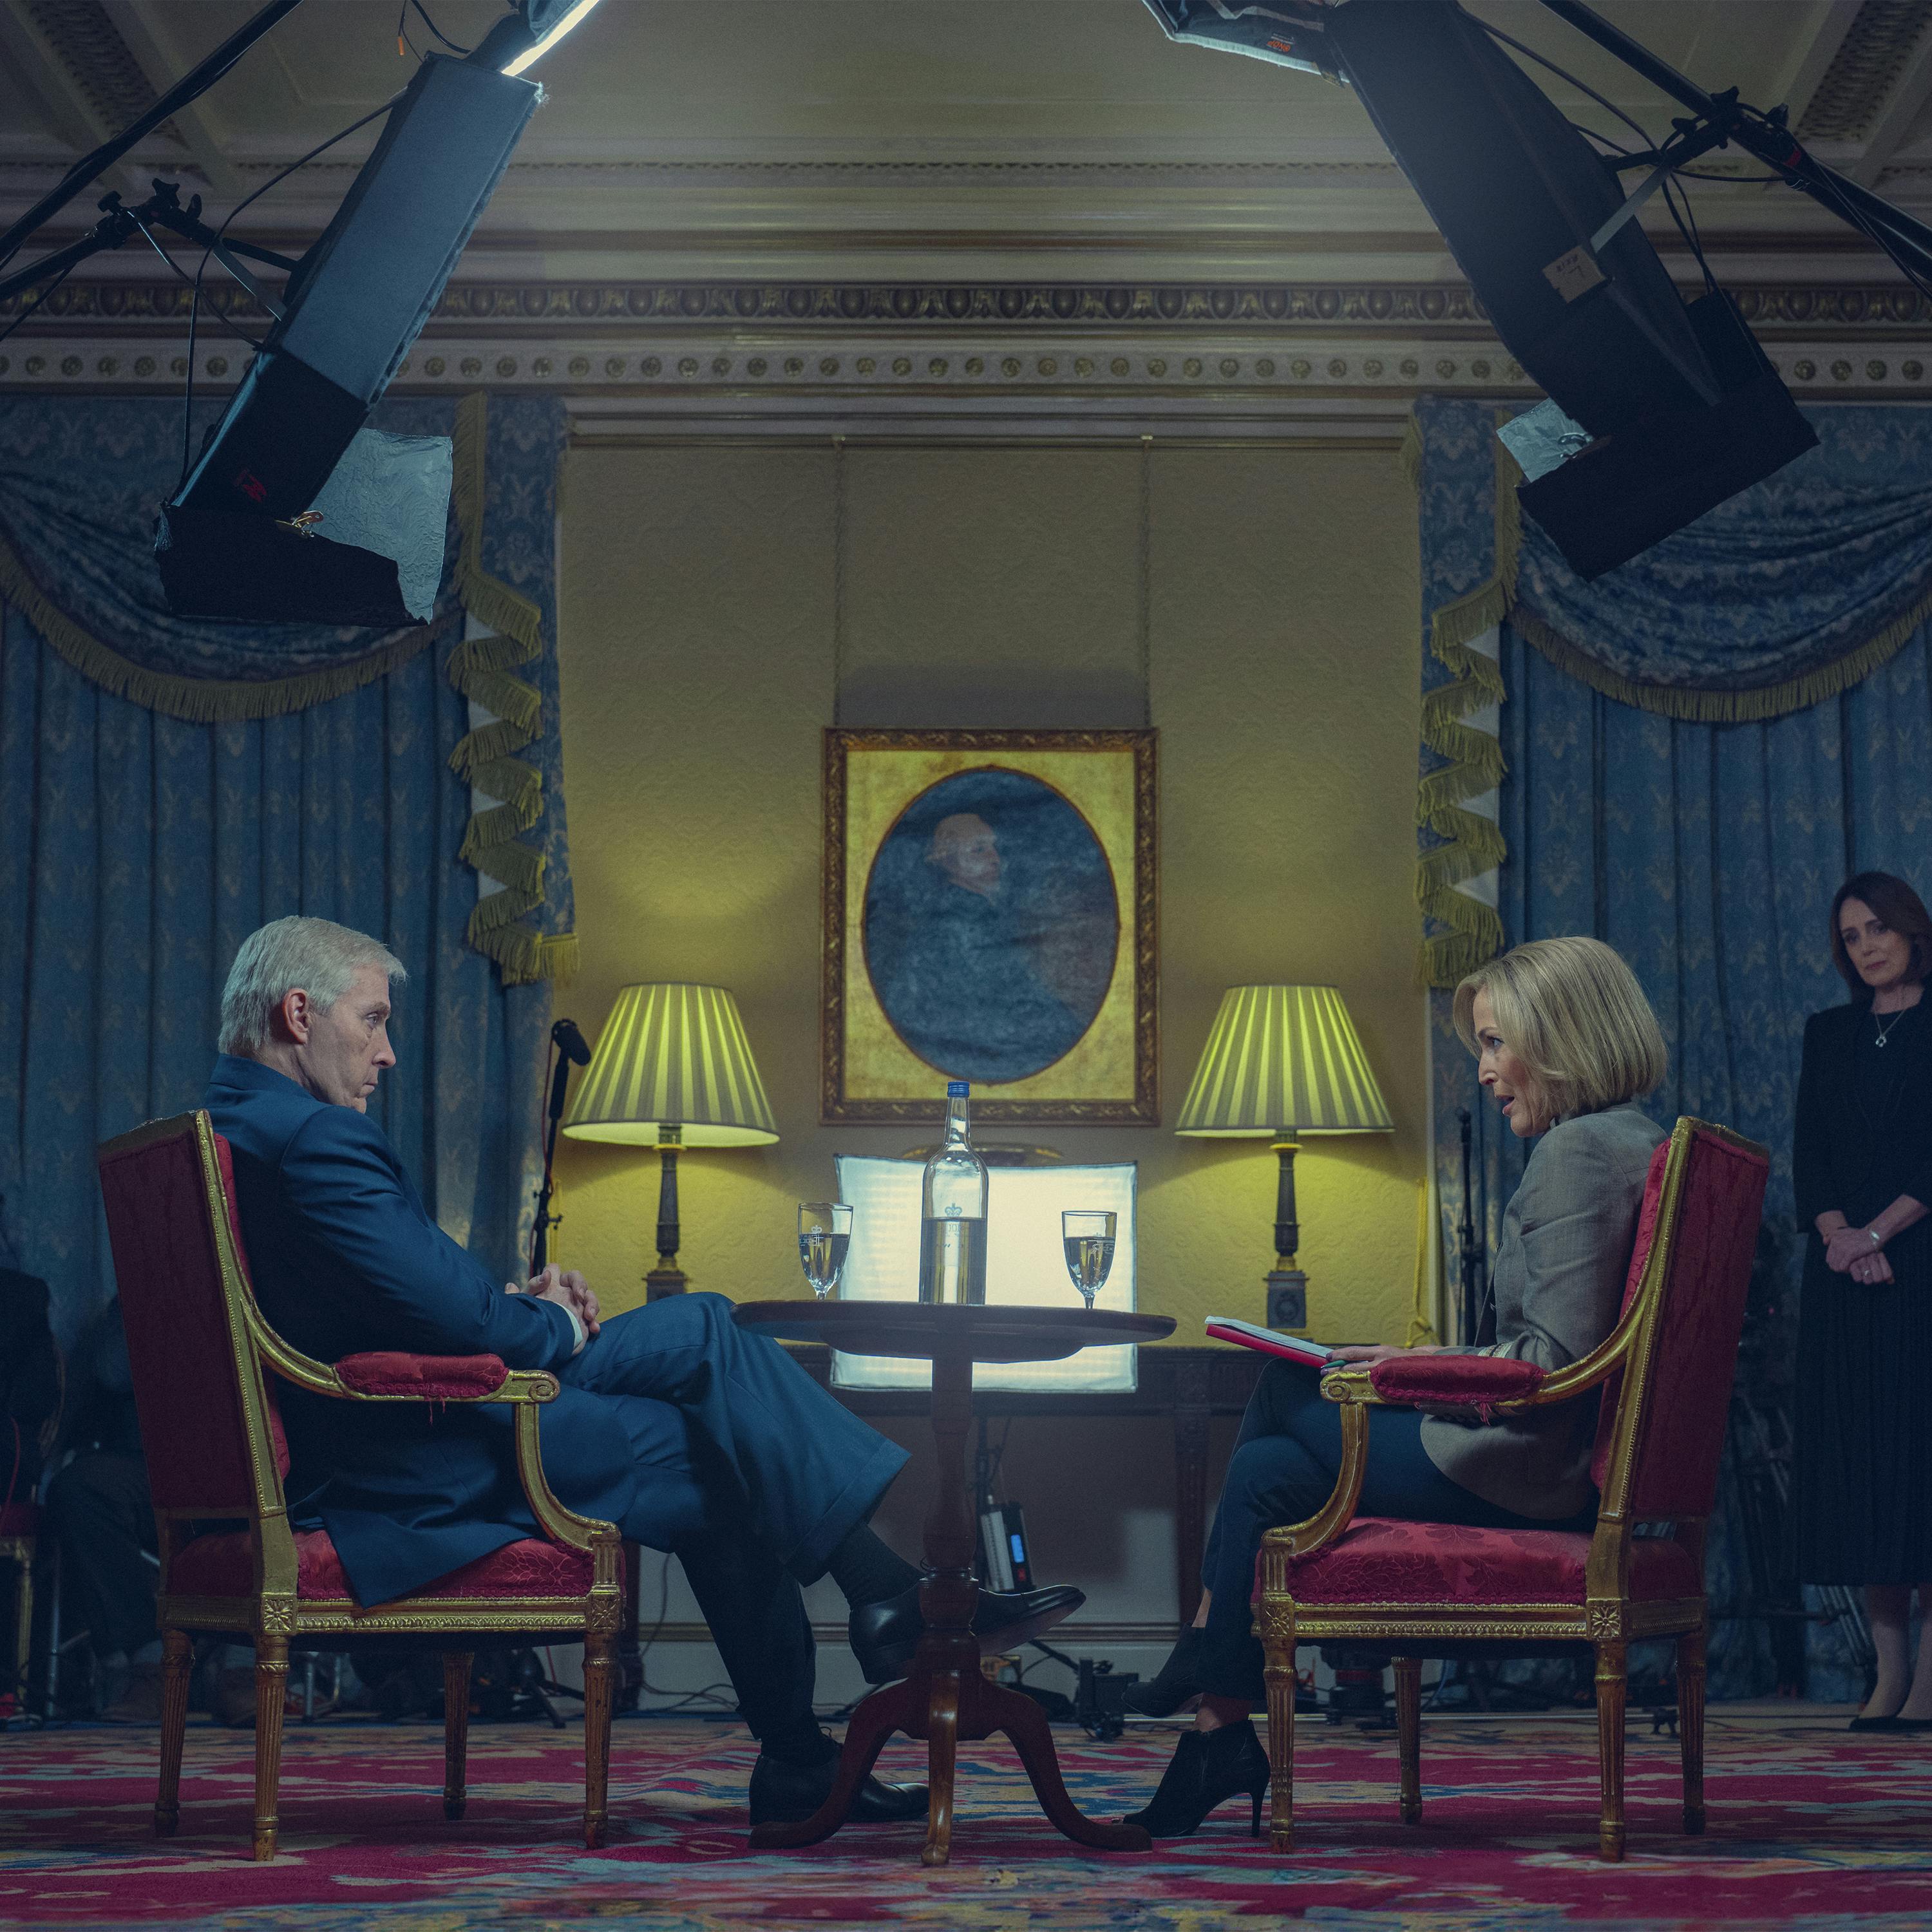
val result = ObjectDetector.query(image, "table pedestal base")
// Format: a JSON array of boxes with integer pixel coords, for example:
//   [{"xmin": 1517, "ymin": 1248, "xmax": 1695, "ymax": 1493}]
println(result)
[{"xmin": 750, "ymin": 1651, "xmax": 1151, "ymax": 1864}]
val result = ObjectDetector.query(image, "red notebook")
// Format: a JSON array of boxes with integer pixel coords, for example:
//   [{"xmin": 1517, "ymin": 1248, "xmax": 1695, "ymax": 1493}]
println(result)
[{"xmin": 1204, "ymin": 1316, "xmax": 1338, "ymax": 1368}]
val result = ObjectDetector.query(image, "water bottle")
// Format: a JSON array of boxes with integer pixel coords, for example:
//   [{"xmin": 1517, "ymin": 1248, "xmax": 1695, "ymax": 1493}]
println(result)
[{"xmin": 919, "ymin": 1081, "xmax": 988, "ymax": 1305}]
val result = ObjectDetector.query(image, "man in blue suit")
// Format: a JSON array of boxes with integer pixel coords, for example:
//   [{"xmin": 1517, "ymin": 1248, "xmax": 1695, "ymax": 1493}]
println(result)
[{"xmin": 203, "ymin": 916, "xmax": 1079, "ymax": 1823}]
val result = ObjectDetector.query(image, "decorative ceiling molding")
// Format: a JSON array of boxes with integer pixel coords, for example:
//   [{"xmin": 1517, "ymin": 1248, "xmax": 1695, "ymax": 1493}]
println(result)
[
  {"xmin": 1797, "ymin": 0, "xmax": 1932, "ymax": 138},
  {"xmin": 12, "ymin": 0, "xmax": 176, "ymax": 146},
  {"xmin": 6, "ymin": 278, "xmax": 1932, "ymax": 337},
  {"xmin": 4, "ymin": 325, "xmax": 1925, "ymax": 409}
]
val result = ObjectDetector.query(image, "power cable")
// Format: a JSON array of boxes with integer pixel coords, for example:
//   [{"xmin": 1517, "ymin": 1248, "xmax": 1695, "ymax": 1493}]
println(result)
[{"xmin": 174, "ymin": 93, "xmax": 402, "ymax": 494}]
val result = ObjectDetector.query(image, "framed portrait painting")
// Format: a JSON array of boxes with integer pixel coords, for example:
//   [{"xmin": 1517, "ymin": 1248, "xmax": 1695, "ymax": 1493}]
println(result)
[{"xmin": 822, "ymin": 728, "xmax": 1157, "ymax": 1125}]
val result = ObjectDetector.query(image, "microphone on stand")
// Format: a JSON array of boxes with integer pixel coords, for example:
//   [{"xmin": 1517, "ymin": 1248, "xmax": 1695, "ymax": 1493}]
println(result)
[{"xmin": 531, "ymin": 1018, "xmax": 589, "ymax": 1275}]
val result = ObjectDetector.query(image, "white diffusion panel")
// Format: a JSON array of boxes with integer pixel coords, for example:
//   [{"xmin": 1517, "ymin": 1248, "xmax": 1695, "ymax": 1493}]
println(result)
[{"xmin": 829, "ymin": 1157, "xmax": 1138, "ymax": 1393}]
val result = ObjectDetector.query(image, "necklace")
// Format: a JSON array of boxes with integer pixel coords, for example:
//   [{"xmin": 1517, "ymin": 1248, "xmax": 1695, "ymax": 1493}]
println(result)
[{"xmin": 1874, "ymin": 1004, "xmax": 1915, "ymax": 1048}]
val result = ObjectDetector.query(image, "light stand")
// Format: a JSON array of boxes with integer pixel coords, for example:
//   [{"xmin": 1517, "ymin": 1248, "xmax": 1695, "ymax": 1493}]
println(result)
[
  {"xmin": 530, "ymin": 1017, "xmax": 589, "ymax": 1276},
  {"xmin": 1455, "ymin": 1107, "xmax": 1490, "ymax": 1347},
  {"xmin": 1530, "ymin": 0, "xmax": 1932, "ymax": 290}
]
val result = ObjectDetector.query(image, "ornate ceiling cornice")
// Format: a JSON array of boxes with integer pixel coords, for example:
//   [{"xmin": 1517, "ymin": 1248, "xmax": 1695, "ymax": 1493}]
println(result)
[
  {"xmin": 7, "ymin": 278, "xmax": 1932, "ymax": 336},
  {"xmin": 1798, "ymin": 0, "xmax": 1932, "ymax": 140}
]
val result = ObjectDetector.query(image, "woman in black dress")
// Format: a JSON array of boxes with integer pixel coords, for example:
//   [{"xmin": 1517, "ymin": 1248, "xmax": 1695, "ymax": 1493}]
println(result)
[{"xmin": 1793, "ymin": 871, "xmax": 1932, "ymax": 1728}]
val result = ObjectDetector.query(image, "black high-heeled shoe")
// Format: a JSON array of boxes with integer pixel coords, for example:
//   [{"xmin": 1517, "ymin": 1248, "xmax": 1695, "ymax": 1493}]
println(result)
[
  {"xmin": 1123, "ymin": 1627, "xmax": 1206, "ymax": 1716},
  {"xmin": 1123, "ymin": 1718, "xmax": 1271, "ymax": 1837}
]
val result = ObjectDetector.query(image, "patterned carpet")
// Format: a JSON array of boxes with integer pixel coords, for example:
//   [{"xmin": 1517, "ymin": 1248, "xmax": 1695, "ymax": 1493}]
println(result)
[{"xmin": 1, "ymin": 1709, "xmax": 1927, "ymax": 1929}]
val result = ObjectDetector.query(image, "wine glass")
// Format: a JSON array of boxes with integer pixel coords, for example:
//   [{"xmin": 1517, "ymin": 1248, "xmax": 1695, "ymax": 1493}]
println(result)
[
  {"xmin": 1061, "ymin": 1209, "xmax": 1117, "ymax": 1312},
  {"xmin": 798, "ymin": 1202, "xmax": 853, "ymax": 1300}
]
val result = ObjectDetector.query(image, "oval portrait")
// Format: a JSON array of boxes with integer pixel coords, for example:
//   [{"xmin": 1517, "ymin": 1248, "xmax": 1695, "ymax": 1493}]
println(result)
[{"xmin": 862, "ymin": 766, "xmax": 1120, "ymax": 1084}]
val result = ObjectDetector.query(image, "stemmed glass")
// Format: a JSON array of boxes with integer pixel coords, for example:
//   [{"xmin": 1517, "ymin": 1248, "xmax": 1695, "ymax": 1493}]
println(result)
[
  {"xmin": 1061, "ymin": 1209, "xmax": 1117, "ymax": 1312},
  {"xmin": 798, "ymin": 1202, "xmax": 853, "ymax": 1300}
]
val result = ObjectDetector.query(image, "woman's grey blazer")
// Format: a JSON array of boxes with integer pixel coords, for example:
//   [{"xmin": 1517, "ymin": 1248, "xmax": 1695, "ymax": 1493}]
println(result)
[{"xmin": 1421, "ymin": 1101, "xmax": 1668, "ymax": 1521}]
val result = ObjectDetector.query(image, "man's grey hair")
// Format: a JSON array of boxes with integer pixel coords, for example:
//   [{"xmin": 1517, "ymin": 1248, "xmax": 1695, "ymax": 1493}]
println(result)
[{"xmin": 218, "ymin": 916, "xmax": 407, "ymax": 1056}]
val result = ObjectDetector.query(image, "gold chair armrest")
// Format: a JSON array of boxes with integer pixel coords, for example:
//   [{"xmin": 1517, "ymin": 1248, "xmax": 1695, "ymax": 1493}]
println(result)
[
  {"xmin": 1317, "ymin": 1367, "xmax": 1386, "ymax": 1406},
  {"xmin": 1259, "ymin": 1400, "xmax": 1370, "ymax": 1563},
  {"xmin": 511, "ymin": 1403, "xmax": 620, "ymax": 1553},
  {"xmin": 243, "ymin": 1305, "xmax": 560, "ymax": 1405},
  {"xmin": 243, "ymin": 1304, "xmax": 607, "ymax": 1551}
]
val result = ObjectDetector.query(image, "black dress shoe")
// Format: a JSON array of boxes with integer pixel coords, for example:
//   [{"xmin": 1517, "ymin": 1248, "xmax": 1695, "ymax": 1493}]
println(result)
[
  {"xmin": 748, "ymin": 1748, "xmax": 928, "ymax": 1826},
  {"xmin": 1123, "ymin": 1719, "xmax": 1271, "ymax": 1838},
  {"xmin": 850, "ymin": 1582, "xmax": 1085, "ymax": 1684}
]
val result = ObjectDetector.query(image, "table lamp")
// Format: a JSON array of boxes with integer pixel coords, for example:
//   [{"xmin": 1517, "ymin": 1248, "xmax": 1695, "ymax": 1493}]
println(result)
[
  {"xmin": 562, "ymin": 983, "xmax": 778, "ymax": 1300},
  {"xmin": 1175, "ymin": 984, "xmax": 1393, "ymax": 1331}
]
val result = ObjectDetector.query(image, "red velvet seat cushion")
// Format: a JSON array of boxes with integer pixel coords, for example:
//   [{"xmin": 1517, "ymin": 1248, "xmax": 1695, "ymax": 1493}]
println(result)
[
  {"xmin": 0, "ymin": 1504, "xmax": 38, "ymax": 1537},
  {"xmin": 1368, "ymin": 1354, "xmax": 1545, "ymax": 1412},
  {"xmin": 172, "ymin": 1528, "xmax": 594, "ymax": 1605},
  {"xmin": 1262, "ymin": 1515, "xmax": 1701, "ymax": 1606},
  {"xmin": 336, "ymin": 1352, "xmax": 509, "ymax": 1399}
]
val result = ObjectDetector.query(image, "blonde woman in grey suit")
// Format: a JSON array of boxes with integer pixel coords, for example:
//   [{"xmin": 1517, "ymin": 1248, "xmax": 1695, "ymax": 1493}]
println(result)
[{"xmin": 1124, "ymin": 937, "xmax": 1669, "ymax": 1837}]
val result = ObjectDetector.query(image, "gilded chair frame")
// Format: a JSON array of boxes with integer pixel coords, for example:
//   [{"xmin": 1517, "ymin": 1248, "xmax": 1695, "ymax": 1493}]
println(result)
[
  {"xmin": 1258, "ymin": 1116, "xmax": 1768, "ymax": 1862},
  {"xmin": 100, "ymin": 1112, "xmax": 624, "ymax": 1861}
]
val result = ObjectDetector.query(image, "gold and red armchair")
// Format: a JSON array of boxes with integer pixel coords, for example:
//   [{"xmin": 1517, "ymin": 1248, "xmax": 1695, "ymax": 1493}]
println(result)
[
  {"xmin": 96, "ymin": 1110, "xmax": 624, "ymax": 1862},
  {"xmin": 1256, "ymin": 1115, "xmax": 1770, "ymax": 1861}
]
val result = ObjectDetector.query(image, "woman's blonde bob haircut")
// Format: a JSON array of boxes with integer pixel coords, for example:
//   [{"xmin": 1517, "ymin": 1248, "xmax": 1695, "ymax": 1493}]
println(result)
[{"xmin": 1453, "ymin": 936, "xmax": 1667, "ymax": 1122}]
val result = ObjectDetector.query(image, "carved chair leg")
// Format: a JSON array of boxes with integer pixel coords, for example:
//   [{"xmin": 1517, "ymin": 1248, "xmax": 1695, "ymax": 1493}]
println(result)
[
  {"xmin": 252, "ymin": 1634, "xmax": 290, "ymax": 1862},
  {"xmin": 582, "ymin": 1625, "xmax": 616, "ymax": 1851},
  {"xmin": 1594, "ymin": 1638, "xmax": 1627, "ymax": 1863},
  {"xmin": 155, "ymin": 1629, "xmax": 193, "ymax": 1839},
  {"xmin": 442, "ymin": 1654, "xmax": 473, "ymax": 1821},
  {"xmin": 1262, "ymin": 1611, "xmax": 1298, "ymax": 1852},
  {"xmin": 1677, "ymin": 1625, "xmax": 1707, "ymax": 1836},
  {"xmin": 1394, "ymin": 1656, "xmax": 1423, "ymax": 1826}
]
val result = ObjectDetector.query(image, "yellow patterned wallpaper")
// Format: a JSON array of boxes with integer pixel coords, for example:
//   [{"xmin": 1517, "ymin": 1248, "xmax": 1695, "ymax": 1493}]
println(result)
[{"xmin": 552, "ymin": 438, "xmax": 1427, "ymax": 1345}]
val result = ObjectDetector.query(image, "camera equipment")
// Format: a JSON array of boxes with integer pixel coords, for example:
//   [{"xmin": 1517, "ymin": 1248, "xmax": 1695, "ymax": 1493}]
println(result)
[
  {"xmin": 1139, "ymin": 0, "xmax": 1932, "ymax": 576},
  {"xmin": 0, "ymin": 0, "xmax": 610, "ymax": 624}
]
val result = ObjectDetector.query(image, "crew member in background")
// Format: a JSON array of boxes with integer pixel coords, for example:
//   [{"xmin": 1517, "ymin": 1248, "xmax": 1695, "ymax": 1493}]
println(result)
[{"xmin": 1793, "ymin": 871, "xmax": 1932, "ymax": 1732}]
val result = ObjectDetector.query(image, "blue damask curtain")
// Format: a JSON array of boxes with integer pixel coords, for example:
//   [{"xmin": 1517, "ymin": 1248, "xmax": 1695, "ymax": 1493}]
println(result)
[
  {"xmin": 1414, "ymin": 396, "xmax": 1932, "ymax": 1698},
  {"xmin": 0, "ymin": 393, "xmax": 573, "ymax": 1347}
]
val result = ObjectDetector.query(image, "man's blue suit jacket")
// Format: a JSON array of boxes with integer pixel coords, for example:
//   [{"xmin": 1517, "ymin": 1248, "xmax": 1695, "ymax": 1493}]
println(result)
[{"xmin": 205, "ymin": 1055, "xmax": 639, "ymax": 1606}]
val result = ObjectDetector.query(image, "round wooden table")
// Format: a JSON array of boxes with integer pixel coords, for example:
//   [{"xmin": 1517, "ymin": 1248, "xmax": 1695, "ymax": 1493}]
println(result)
[{"xmin": 734, "ymin": 1299, "xmax": 1175, "ymax": 1865}]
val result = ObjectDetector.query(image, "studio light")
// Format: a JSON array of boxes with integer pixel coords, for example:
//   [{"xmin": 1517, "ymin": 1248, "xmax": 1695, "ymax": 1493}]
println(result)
[{"xmin": 470, "ymin": 0, "xmax": 612, "ymax": 77}]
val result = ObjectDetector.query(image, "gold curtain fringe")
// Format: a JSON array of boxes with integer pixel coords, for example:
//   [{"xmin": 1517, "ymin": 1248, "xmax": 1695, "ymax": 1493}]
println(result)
[
  {"xmin": 1399, "ymin": 411, "xmax": 1425, "ymax": 497},
  {"xmin": 448, "ymin": 716, "xmax": 535, "ymax": 775},
  {"xmin": 1418, "ymin": 894, "xmax": 1504, "ymax": 988},
  {"xmin": 442, "ymin": 392, "xmax": 571, "ymax": 983},
  {"xmin": 463, "ymin": 838, "xmax": 547, "ymax": 896},
  {"xmin": 459, "ymin": 800, "xmax": 542, "ymax": 860},
  {"xmin": 467, "ymin": 921, "xmax": 578, "ymax": 988},
  {"xmin": 449, "ymin": 663, "xmax": 542, "ymax": 735},
  {"xmin": 1417, "ymin": 807, "xmax": 1506, "ymax": 887},
  {"xmin": 0, "ymin": 530, "xmax": 435, "ymax": 722},
  {"xmin": 462, "ymin": 755, "xmax": 542, "ymax": 814},
  {"xmin": 1510, "ymin": 591, "xmax": 1932, "ymax": 723}
]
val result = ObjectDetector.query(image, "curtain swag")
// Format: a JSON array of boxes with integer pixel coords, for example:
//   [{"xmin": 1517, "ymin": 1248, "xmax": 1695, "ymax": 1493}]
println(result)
[
  {"xmin": 0, "ymin": 390, "xmax": 573, "ymax": 985},
  {"xmin": 1410, "ymin": 394, "xmax": 1932, "ymax": 988}
]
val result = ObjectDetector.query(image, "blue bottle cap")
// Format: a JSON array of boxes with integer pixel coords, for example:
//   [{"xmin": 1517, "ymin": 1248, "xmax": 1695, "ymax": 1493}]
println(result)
[{"xmin": 947, "ymin": 1081, "xmax": 969, "ymax": 1097}]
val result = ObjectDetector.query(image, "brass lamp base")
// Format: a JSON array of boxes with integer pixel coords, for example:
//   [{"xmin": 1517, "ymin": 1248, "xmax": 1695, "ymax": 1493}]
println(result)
[{"xmin": 645, "ymin": 1265, "xmax": 688, "ymax": 1302}]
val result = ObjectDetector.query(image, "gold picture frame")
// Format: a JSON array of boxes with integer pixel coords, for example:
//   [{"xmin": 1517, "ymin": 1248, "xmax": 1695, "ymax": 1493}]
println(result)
[{"xmin": 822, "ymin": 728, "xmax": 1157, "ymax": 1125}]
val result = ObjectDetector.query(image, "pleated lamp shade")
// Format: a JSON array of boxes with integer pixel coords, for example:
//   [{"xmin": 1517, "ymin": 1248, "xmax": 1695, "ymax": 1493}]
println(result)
[
  {"xmin": 1176, "ymin": 985, "xmax": 1394, "ymax": 1137},
  {"xmin": 563, "ymin": 983, "xmax": 779, "ymax": 1148}
]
